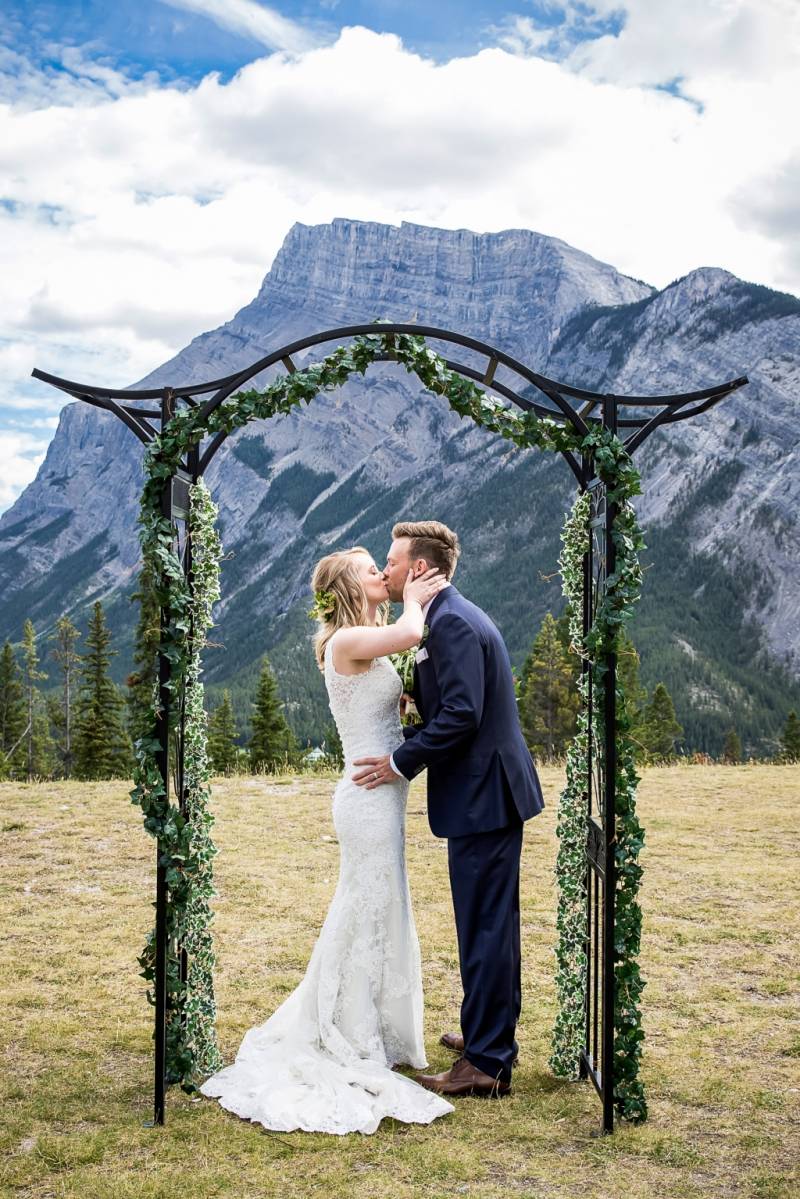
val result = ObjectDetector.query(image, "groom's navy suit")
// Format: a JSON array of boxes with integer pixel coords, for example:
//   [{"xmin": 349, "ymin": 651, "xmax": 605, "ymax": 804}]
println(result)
[{"xmin": 392, "ymin": 584, "xmax": 544, "ymax": 1084}]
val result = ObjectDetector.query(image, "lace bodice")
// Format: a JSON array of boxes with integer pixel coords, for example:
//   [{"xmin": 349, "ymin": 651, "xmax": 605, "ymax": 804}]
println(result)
[{"xmin": 323, "ymin": 636, "xmax": 404, "ymax": 766}]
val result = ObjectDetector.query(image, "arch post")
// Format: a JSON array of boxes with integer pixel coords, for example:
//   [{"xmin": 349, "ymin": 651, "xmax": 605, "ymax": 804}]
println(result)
[
  {"xmin": 601, "ymin": 395, "xmax": 618, "ymax": 1135},
  {"xmin": 177, "ymin": 445, "xmax": 201, "ymax": 1050},
  {"xmin": 578, "ymin": 451, "xmax": 593, "ymax": 1095},
  {"xmin": 151, "ymin": 387, "xmax": 176, "ymax": 1127},
  {"xmin": 578, "ymin": 396, "xmax": 620, "ymax": 1133},
  {"xmin": 148, "ymin": 410, "xmax": 200, "ymax": 1128}
]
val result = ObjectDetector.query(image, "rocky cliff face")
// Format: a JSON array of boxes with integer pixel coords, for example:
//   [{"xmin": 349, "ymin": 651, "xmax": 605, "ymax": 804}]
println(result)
[
  {"xmin": 550, "ymin": 267, "xmax": 800, "ymax": 663},
  {"xmin": 2, "ymin": 219, "xmax": 798, "ymax": 753}
]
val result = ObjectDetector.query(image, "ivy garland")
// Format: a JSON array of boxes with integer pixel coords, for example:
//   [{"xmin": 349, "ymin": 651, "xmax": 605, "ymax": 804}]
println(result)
[
  {"xmin": 131, "ymin": 479, "xmax": 223, "ymax": 1089},
  {"xmin": 130, "ymin": 330, "xmax": 647, "ymax": 1117},
  {"xmin": 548, "ymin": 487, "xmax": 648, "ymax": 1123},
  {"xmin": 549, "ymin": 491, "xmax": 592, "ymax": 1080}
]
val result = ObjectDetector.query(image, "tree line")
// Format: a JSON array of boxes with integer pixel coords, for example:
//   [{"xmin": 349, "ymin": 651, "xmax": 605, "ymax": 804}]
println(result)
[
  {"xmin": 205, "ymin": 659, "xmax": 305, "ymax": 774},
  {"xmin": 517, "ymin": 609, "xmax": 800, "ymax": 766},
  {"xmin": 2, "ymin": 602, "xmax": 798, "ymax": 781},
  {"xmin": 0, "ymin": 606, "xmax": 132, "ymax": 781},
  {"xmin": 0, "ymin": 604, "xmax": 305, "ymax": 781}
]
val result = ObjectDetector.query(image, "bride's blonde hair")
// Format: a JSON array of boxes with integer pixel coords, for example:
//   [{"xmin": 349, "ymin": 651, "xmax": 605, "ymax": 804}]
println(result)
[{"xmin": 310, "ymin": 546, "xmax": 389, "ymax": 670}]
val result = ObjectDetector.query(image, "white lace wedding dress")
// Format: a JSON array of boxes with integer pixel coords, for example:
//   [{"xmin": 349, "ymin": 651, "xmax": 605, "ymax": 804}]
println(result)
[{"xmin": 199, "ymin": 638, "xmax": 453, "ymax": 1134}]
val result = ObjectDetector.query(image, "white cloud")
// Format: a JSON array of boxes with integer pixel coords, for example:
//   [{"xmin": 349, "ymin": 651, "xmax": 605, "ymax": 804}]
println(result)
[
  {"xmin": 492, "ymin": 4, "xmax": 619, "ymax": 60},
  {"xmin": 493, "ymin": 16, "xmax": 554, "ymax": 57},
  {"xmin": 0, "ymin": 6, "xmax": 798, "ymax": 512},
  {"xmin": 159, "ymin": 0, "xmax": 323, "ymax": 53},
  {"xmin": 0, "ymin": 430, "xmax": 49, "ymax": 509},
  {"xmin": 0, "ymin": 339, "xmax": 37, "ymax": 382},
  {"xmin": 732, "ymin": 151, "xmax": 800, "ymax": 286},
  {"xmin": 10, "ymin": 416, "xmax": 59, "ymax": 429},
  {"xmin": 0, "ymin": 42, "xmax": 162, "ymax": 108},
  {"xmin": 564, "ymin": 0, "xmax": 800, "ymax": 89}
]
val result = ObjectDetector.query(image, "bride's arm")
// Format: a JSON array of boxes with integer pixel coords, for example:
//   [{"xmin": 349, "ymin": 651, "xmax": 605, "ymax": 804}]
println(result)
[{"xmin": 333, "ymin": 569, "xmax": 445, "ymax": 664}]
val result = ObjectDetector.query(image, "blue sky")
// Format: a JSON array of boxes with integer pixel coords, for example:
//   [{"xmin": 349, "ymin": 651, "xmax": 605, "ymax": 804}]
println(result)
[
  {"xmin": 2, "ymin": 1, "xmax": 624, "ymax": 77},
  {"xmin": 0, "ymin": 0, "xmax": 797, "ymax": 512}
]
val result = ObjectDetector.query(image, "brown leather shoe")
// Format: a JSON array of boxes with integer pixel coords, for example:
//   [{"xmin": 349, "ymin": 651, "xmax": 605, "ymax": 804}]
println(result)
[
  {"xmin": 439, "ymin": 1032, "xmax": 519, "ymax": 1067},
  {"xmin": 415, "ymin": 1057, "xmax": 511, "ymax": 1098}
]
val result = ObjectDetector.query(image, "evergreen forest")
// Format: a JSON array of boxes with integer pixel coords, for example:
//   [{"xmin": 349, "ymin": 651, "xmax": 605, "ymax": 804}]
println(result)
[{"xmin": 3, "ymin": 602, "xmax": 798, "ymax": 783}]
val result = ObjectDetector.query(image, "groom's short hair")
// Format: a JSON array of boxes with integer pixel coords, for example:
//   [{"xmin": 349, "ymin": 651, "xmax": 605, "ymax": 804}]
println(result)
[{"xmin": 392, "ymin": 520, "xmax": 461, "ymax": 580}]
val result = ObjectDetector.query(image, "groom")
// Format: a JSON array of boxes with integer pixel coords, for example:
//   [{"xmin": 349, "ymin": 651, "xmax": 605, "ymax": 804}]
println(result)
[{"xmin": 353, "ymin": 520, "xmax": 544, "ymax": 1097}]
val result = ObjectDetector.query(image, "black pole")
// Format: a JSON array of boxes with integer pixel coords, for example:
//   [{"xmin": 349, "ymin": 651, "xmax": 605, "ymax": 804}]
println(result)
[
  {"xmin": 152, "ymin": 387, "xmax": 176, "ymax": 1127},
  {"xmin": 580, "ymin": 454, "xmax": 592, "ymax": 1083},
  {"xmin": 177, "ymin": 446, "xmax": 200, "ymax": 1017},
  {"xmin": 601, "ymin": 397, "xmax": 618, "ymax": 1134}
]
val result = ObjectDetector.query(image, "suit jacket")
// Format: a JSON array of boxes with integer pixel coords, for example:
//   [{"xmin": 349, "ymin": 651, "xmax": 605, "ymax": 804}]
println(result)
[{"xmin": 392, "ymin": 585, "xmax": 545, "ymax": 838}]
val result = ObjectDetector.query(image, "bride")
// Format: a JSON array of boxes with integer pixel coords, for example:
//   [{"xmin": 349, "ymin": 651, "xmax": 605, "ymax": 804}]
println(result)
[{"xmin": 199, "ymin": 546, "xmax": 454, "ymax": 1134}]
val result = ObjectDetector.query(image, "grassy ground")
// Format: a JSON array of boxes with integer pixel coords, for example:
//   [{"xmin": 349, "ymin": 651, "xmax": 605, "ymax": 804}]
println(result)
[{"xmin": 1, "ymin": 766, "xmax": 798, "ymax": 1199}]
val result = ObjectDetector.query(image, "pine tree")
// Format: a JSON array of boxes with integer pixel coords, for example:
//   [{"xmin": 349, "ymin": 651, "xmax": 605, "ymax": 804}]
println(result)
[
  {"xmin": 520, "ymin": 612, "xmax": 579, "ymax": 761},
  {"xmin": 639, "ymin": 682, "xmax": 684, "ymax": 763},
  {"xmin": 554, "ymin": 607, "xmax": 582, "ymax": 681},
  {"xmin": 616, "ymin": 630, "xmax": 648, "ymax": 756},
  {"xmin": 552, "ymin": 609, "xmax": 647, "ymax": 755},
  {"xmin": 0, "ymin": 640, "xmax": 26, "ymax": 779},
  {"xmin": 21, "ymin": 620, "xmax": 49, "ymax": 781},
  {"xmin": 248, "ymin": 656, "xmax": 296, "ymax": 772},
  {"xmin": 207, "ymin": 690, "xmax": 239, "ymax": 774},
  {"xmin": 323, "ymin": 721, "xmax": 344, "ymax": 769},
  {"xmin": 73, "ymin": 602, "xmax": 134, "ymax": 780},
  {"xmin": 780, "ymin": 710, "xmax": 800, "ymax": 763},
  {"xmin": 721, "ymin": 728, "xmax": 742, "ymax": 764},
  {"xmin": 126, "ymin": 557, "xmax": 160, "ymax": 745},
  {"xmin": 30, "ymin": 707, "xmax": 56, "ymax": 778},
  {"xmin": 49, "ymin": 615, "xmax": 81, "ymax": 777}
]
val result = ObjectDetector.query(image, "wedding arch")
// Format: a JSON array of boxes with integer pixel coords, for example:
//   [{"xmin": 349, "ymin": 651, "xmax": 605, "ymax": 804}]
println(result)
[{"xmin": 33, "ymin": 323, "xmax": 747, "ymax": 1134}]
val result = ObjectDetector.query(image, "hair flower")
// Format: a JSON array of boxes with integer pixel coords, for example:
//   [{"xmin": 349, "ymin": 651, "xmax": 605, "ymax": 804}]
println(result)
[{"xmin": 308, "ymin": 588, "xmax": 337, "ymax": 621}]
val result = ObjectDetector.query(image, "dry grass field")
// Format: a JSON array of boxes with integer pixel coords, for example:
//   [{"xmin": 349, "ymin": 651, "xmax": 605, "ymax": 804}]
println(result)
[{"xmin": 1, "ymin": 766, "xmax": 798, "ymax": 1199}]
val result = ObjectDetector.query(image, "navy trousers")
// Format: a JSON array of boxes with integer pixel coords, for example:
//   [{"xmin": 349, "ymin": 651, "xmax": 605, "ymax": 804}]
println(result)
[{"xmin": 447, "ymin": 820, "xmax": 523, "ymax": 1085}]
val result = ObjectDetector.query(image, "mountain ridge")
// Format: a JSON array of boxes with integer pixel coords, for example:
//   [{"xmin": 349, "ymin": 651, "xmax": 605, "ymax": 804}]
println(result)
[{"xmin": 2, "ymin": 218, "xmax": 799, "ymax": 754}]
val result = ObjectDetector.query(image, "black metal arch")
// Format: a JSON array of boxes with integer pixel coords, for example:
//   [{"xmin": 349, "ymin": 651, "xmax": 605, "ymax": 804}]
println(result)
[
  {"xmin": 32, "ymin": 322, "xmax": 747, "ymax": 486},
  {"xmin": 32, "ymin": 323, "xmax": 748, "ymax": 1136}
]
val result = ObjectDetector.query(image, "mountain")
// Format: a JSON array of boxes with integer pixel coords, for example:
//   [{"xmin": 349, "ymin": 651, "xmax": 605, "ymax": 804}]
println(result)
[{"xmin": 2, "ymin": 219, "xmax": 799, "ymax": 755}]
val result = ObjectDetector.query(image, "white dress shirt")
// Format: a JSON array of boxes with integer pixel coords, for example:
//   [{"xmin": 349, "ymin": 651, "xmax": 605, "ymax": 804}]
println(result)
[{"xmin": 388, "ymin": 584, "xmax": 450, "ymax": 778}]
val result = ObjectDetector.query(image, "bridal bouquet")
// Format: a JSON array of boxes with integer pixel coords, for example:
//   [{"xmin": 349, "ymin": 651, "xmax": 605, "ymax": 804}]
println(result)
[{"xmin": 389, "ymin": 626, "xmax": 428, "ymax": 726}]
